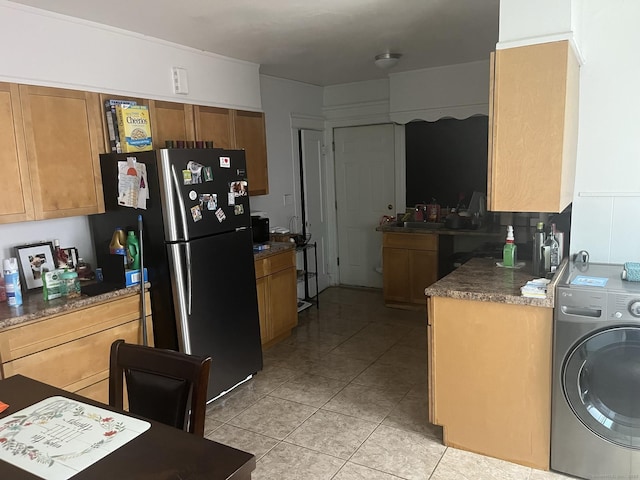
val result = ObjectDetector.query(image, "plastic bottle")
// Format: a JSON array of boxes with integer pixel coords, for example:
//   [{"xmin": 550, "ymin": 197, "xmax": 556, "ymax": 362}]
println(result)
[
  {"xmin": 0, "ymin": 273, "xmax": 6, "ymax": 302},
  {"xmin": 503, "ymin": 225, "xmax": 517, "ymax": 267},
  {"xmin": 532, "ymin": 222, "xmax": 546, "ymax": 277},
  {"xmin": 3, "ymin": 258, "xmax": 22, "ymax": 307},
  {"xmin": 549, "ymin": 223, "xmax": 560, "ymax": 272},
  {"xmin": 60, "ymin": 270, "xmax": 81, "ymax": 298},
  {"xmin": 126, "ymin": 230, "xmax": 140, "ymax": 270},
  {"xmin": 109, "ymin": 227, "xmax": 127, "ymax": 263}
]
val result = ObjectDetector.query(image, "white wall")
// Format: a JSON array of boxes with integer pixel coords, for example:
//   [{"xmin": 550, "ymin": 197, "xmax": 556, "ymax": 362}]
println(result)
[
  {"xmin": 0, "ymin": 1, "xmax": 262, "ymax": 267},
  {"xmin": 569, "ymin": 0, "xmax": 640, "ymax": 262},
  {"xmin": 252, "ymin": 76, "xmax": 324, "ymax": 231},
  {"xmin": 389, "ymin": 60, "xmax": 490, "ymax": 123}
]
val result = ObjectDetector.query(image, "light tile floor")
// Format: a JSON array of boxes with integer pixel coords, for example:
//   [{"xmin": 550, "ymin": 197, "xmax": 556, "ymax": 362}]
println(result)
[{"xmin": 205, "ymin": 287, "xmax": 573, "ymax": 480}]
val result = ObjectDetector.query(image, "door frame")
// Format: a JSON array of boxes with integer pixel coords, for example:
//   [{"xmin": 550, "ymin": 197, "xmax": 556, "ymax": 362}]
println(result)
[{"xmin": 324, "ymin": 118, "xmax": 406, "ymax": 285}]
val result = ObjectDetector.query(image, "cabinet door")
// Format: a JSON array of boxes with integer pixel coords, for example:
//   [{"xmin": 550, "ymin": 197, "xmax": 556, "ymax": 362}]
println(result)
[
  {"xmin": 98, "ymin": 93, "xmax": 149, "ymax": 153},
  {"xmin": 0, "ymin": 83, "xmax": 33, "ymax": 224},
  {"xmin": 409, "ymin": 249, "xmax": 438, "ymax": 304},
  {"xmin": 233, "ymin": 110, "xmax": 268, "ymax": 196},
  {"xmin": 255, "ymin": 275, "xmax": 270, "ymax": 344},
  {"xmin": 269, "ymin": 266, "xmax": 297, "ymax": 339},
  {"xmin": 148, "ymin": 99, "xmax": 195, "ymax": 147},
  {"xmin": 383, "ymin": 247, "xmax": 410, "ymax": 304},
  {"xmin": 19, "ymin": 85, "xmax": 104, "ymax": 219},
  {"xmin": 489, "ymin": 41, "xmax": 579, "ymax": 213},
  {"xmin": 194, "ymin": 105, "xmax": 233, "ymax": 149}
]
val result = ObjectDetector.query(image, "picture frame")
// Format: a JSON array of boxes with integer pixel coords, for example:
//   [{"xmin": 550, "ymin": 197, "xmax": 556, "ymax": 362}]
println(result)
[
  {"xmin": 60, "ymin": 247, "xmax": 79, "ymax": 270},
  {"xmin": 14, "ymin": 242, "xmax": 55, "ymax": 290}
]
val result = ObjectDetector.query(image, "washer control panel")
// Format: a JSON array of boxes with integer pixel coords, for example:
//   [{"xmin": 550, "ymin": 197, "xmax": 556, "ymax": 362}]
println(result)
[{"xmin": 608, "ymin": 294, "xmax": 640, "ymax": 321}]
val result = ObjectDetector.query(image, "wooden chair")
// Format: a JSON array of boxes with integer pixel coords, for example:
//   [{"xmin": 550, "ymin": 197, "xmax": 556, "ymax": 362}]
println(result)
[{"xmin": 109, "ymin": 339, "xmax": 212, "ymax": 436}]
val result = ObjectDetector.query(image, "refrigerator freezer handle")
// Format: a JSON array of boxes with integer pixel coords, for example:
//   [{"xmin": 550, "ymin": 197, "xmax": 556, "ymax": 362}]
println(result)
[{"xmin": 170, "ymin": 164, "xmax": 190, "ymax": 241}]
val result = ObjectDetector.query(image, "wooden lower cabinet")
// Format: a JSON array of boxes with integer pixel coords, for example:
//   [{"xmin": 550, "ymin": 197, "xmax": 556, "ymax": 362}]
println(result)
[
  {"xmin": 0, "ymin": 292, "xmax": 153, "ymax": 403},
  {"xmin": 427, "ymin": 295, "xmax": 553, "ymax": 470},
  {"xmin": 254, "ymin": 249, "xmax": 297, "ymax": 348},
  {"xmin": 383, "ymin": 232, "xmax": 451, "ymax": 307}
]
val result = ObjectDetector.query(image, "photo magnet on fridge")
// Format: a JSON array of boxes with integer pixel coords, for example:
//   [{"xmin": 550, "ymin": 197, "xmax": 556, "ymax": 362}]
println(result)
[
  {"xmin": 227, "ymin": 192, "xmax": 235, "ymax": 206},
  {"xmin": 203, "ymin": 166, "xmax": 214, "ymax": 182},
  {"xmin": 200, "ymin": 193, "xmax": 217, "ymax": 211},
  {"xmin": 190, "ymin": 205, "xmax": 203, "ymax": 222},
  {"xmin": 215, "ymin": 207, "xmax": 226, "ymax": 222},
  {"xmin": 236, "ymin": 168, "xmax": 246, "ymax": 177},
  {"xmin": 182, "ymin": 170, "xmax": 192, "ymax": 185},
  {"xmin": 234, "ymin": 204, "xmax": 244, "ymax": 215},
  {"xmin": 189, "ymin": 190, "xmax": 197, "ymax": 201},
  {"xmin": 187, "ymin": 161, "xmax": 204, "ymax": 184},
  {"xmin": 230, "ymin": 181, "xmax": 248, "ymax": 197},
  {"xmin": 219, "ymin": 156, "xmax": 231, "ymax": 168}
]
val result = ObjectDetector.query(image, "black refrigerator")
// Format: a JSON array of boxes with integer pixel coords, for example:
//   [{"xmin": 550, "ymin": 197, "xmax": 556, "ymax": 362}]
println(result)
[{"xmin": 90, "ymin": 148, "xmax": 263, "ymax": 401}]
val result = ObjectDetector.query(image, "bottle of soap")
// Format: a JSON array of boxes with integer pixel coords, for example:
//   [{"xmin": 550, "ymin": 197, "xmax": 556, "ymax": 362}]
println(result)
[{"xmin": 503, "ymin": 225, "xmax": 517, "ymax": 267}]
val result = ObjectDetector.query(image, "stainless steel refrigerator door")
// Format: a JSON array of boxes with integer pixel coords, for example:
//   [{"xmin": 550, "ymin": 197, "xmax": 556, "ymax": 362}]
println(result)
[
  {"xmin": 157, "ymin": 149, "xmax": 251, "ymax": 242},
  {"xmin": 166, "ymin": 228, "xmax": 263, "ymax": 399}
]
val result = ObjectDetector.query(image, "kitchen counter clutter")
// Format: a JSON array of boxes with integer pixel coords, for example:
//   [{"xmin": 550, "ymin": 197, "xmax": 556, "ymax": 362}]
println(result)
[
  {"xmin": 0, "ymin": 285, "xmax": 152, "ymax": 404},
  {"xmin": 376, "ymin": 223, "xmax": 503, "ymax": 237},
  {"xmin": 426, "ymin": 259, "xmax": 567, "ymax": 470}
]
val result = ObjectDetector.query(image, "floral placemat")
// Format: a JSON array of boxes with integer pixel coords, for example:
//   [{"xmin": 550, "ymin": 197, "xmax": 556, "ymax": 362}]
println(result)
[{"xmin": 0, "ymin": 396, "xmax": 150, "ymax": 479}]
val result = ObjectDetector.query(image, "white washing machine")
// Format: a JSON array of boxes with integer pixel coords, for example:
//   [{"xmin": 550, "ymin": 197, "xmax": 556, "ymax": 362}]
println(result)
[{"xmin": 552, "ymin": 262, "xmax": 640, "ymax": 479}]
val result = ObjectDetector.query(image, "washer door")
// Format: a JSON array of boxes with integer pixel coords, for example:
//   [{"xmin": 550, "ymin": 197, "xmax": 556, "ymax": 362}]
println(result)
[{"xmin": 563, "ymin": 326, "xmax": 640, "ymax": 448}]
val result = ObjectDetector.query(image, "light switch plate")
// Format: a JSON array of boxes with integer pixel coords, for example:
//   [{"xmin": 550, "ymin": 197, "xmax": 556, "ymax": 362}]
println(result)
[{"xmin": 172, "ymin": 67, "xmax": 189, "ymax": 95}]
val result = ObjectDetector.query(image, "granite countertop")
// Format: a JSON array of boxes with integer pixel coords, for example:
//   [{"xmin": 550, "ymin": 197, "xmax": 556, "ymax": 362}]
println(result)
[
  {"xmin": 0, "ymin": 284, "xmax": 147, "ymax": 331},
  {"xmin": 253, "ymin": 242, "xmax": 296, "ymax": 260},
  {"xmin": 376, "ymin": 224, "xmax": 503, "ymax": 237},
  {"xmin": 424, "ymin": 257, "xmax": 568, "ymax": 308}
]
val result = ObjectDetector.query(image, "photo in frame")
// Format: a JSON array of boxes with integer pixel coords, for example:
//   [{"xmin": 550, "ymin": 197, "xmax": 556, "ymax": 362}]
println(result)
[
  {"xmin": 14, "ymin": 242, "xmax": 55, "ymax": 290},
  {"xmin": 59, "ymin": 247, "xmax": 79, "ymax": 270}
]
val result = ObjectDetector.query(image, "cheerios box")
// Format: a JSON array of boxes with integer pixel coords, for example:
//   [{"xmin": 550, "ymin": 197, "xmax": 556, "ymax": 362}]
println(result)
[{"xmin": 115, "ymin": 104, "xmax": 153, "ymax": 152}]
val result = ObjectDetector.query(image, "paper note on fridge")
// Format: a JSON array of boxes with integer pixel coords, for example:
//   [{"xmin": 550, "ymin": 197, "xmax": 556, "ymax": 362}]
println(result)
[{"xmin": 117, "ymin": 159, "xmax": 148, "ymax": 209}]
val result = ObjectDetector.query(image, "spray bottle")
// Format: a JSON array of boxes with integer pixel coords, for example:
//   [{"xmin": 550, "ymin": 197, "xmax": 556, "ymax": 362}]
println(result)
[{"xmin": 503, "ymin": 225, "xmax": 517, "ymax": 267}]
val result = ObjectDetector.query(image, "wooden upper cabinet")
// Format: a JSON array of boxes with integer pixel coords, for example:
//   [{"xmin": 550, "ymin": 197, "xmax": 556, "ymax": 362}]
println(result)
[
  {"xmin": 233, "ymin": 110, "xmax": 269, "ymax": 196},
  {"xmin": 193, "ymin": 105, "xmax": 233, "ymax": 149},
  {"xmin": 0, "ymin": 83, "xmax": 33, "ymax": 224},
  {"xmin": 148, "ymin": 99, "xmax": 195, "ymax": 147},
  {"xmin": 98, "ymin": 93, "xmax": 149, "ymax": 153},
  {"xmin": 488, "ymin": 40, "xmax": 579, "ymax": 213},
  {"xmin": 19, "ymin": 85, "xmax": 105, "ymax": 219}
]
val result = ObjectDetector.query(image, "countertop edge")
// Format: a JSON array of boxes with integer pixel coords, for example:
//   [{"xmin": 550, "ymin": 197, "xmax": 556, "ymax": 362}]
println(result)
[
  {"xmin": 0, "ymin": 284, "xmax": 148, "ymax": 331},
  {"xmin": 253, "ymin": 242, "xmax": 296, "ymax": 260},
  {"xmin": 424, "ymin": 258, "xmax": 568, "ymax": 308},
  {"xmin": 376, "ymin": 224, "xmax": 503, "ymax": 237}
]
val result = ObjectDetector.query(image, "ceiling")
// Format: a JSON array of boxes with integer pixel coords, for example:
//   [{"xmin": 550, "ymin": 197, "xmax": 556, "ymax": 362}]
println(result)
[{"xmin": 11, "ymin": 0, "xmax": 500, "ymax": 86}]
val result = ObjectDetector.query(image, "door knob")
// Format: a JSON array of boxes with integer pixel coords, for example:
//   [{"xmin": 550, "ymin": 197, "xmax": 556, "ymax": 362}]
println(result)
[{"xmin": 387, "ymin": 204, "xmax": 393, "ymax": 210}]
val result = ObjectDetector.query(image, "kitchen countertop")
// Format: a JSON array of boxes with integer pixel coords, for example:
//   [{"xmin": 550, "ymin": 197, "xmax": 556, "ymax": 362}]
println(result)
[
  {"xmin": 0, "ymin": 284, "xmax": 147, "ymax": 331},
  {"xmin": 424, "ymin": 257, "xmax": 568, "ymax": 308},
  {"xmin": 376, "ymin": 224, "xmax": 503, "ymax": 237},
  {"xmin": 253, "ymin": 242, "xmax": 296, "ymax": 260}
]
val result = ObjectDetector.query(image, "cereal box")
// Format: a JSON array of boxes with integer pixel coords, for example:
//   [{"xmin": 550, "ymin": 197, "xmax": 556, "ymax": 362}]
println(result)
[{"xmin": 115, "ymin": 104, "xmax": 153, "ymax": 152}]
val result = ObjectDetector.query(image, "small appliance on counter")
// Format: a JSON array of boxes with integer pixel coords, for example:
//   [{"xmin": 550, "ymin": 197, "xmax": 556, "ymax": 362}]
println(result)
[{"xmin": 251, "ymin": 215, "xmax": 270, "ymax": 244}]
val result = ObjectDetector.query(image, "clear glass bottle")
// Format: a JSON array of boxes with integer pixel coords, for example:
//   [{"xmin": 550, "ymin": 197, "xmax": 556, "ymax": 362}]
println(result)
[{"xmin": 532, "ymin": 222, "xmax": 546, "ymax": 276}]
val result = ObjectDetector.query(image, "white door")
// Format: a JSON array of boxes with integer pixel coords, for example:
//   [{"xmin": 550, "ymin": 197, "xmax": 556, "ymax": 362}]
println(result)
[
  {"xmin": 334, "ymin": 124, "xmax": 395, "ymax": 287},
  {"xmin": 300, "ymin": 129, "xmax": 330, "ymax": 295}
]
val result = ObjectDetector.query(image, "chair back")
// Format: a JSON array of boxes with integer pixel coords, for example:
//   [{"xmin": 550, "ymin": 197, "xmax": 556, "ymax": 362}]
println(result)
[{"xmin": 109, "ymin": 339, "xmax": 211, "ymax": 436}]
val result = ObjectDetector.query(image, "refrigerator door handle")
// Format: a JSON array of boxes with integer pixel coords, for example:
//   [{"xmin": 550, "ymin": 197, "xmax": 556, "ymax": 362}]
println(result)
[
  {"xmin": 168, "ymin": 242, "xmax": 192, "ymax": 354},
  {"xmin": 185, "ymin": 241, "xmax": 193, "ymax": 316},
  {"xmin": 170, "ymin": 163, "xmax": 190, "ymax": 241}
]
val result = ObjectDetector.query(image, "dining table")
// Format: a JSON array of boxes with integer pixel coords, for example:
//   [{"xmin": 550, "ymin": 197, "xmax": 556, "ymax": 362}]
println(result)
[{"xmin": 0, "ymin": 374, "xmax": 255, "ymax": 480}]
